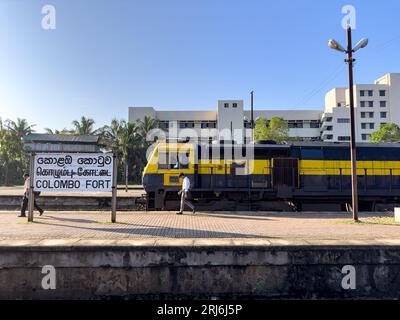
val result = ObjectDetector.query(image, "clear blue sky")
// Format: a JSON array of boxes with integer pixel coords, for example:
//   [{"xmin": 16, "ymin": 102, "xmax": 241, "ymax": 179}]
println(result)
[{"xmin": 1, "ymin": 0, "xmax": 399, "ymax": 131}]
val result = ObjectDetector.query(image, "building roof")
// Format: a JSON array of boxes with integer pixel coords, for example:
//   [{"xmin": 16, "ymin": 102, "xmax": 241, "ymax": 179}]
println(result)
[
  {"xmin": 156, "ymin": 110, "xmax": 217, "ymax": 121},
  {"xmin": 23, "ymin": 133, "xmax": 101, "ymax": 145}
]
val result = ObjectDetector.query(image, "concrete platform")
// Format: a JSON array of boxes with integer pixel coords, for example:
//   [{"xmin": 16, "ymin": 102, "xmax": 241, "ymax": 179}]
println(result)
[
  {"xmin": 0, "ymin": 187, "xmax": 146, "ymax": 210},
  {"xmin": 1, "ymin": 211, "xmax": 400, "ymax": 299}
]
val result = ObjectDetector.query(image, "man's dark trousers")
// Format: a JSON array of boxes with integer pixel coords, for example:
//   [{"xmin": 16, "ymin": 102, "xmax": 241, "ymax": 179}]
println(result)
[{"xmin": 20, "ymin": 193, "xmax": 43, "ymax": 216}]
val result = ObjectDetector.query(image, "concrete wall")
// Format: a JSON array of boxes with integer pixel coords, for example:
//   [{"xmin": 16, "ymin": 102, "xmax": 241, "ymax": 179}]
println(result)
[
  {"xmin": 128, "ymin": 107, "xmax": 156, "ymax": 122},
  {"xmin": 2, "ymin": 242, "xmax": 400, "ymax": 299},
  {"xmin": 0, "ymin": 195, "xmax": 145, "ymax": 211}
]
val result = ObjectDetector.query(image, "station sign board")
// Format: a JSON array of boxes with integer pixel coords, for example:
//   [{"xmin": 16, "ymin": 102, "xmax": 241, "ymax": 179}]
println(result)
[{"xmin": 33, "ymin": 153, "xmax": 114, "ymax": 192}]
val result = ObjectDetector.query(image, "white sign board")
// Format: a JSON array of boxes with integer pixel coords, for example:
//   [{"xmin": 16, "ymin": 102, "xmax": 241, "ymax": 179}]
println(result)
[{"xmin": 33, "ymin": 153, "xmax": 114, "ymax": 192}]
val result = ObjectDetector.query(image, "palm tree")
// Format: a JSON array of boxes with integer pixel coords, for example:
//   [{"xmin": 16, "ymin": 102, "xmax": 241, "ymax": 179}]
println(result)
[
  {"xmin": 71, "ymin": 116, "xmax": 96, "ymax": 135},
  {"xmin": 44, "ymin": 128, "xmax": 71, "ymax": 134},
  {"xmin": 120, "ymin": 122, "xmax": 139, "ymax": 191},
  {"xmin": 103, "ymin": 119, "xmax": 139, "ymax": 191},
  {"xmin": 138, "ymin": 116, "xmax": 157, "ymax": 143},
  {"xmin": 6, "ymin": 118, "xmax": 35, "ymax": 138}
]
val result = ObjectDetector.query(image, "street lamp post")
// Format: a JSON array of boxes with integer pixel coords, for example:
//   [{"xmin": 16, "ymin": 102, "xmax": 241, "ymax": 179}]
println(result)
[{"xmin": 328, "ymin": 26, "xmax": 368, "ymax": 222}]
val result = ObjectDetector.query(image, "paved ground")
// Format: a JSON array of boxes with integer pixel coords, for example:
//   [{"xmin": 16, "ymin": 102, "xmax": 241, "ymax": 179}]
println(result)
[{"xmin": 1, "ymin": 210, "xmax": 400, "ymax": 243}]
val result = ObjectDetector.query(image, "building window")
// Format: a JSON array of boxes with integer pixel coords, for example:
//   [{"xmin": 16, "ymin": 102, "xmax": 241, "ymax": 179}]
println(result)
[
  {"xmin": 326, "ymin": 135, "xmax": 333, "ymax": 140},
  {"xmin": 201, "ymin": 121, "xmax": 216, "ymax": 129},
  {"xmin": 360, "ymin": 90, "xmax": 365, "ymax": 97},
  {"xmin": 380, "ymin": 112, "xmax": 387, "ymax": 118},
  {"xmin": 368, "ymin": 101, "xmax": 374, "ymax": 107},
  {"xmin": 288, "ymin": 120, "xmax": 303, "ymax": 128},
  {"xmin": 338, "ymin": 136, "xmax": 350, "ymax": 141},
  {"xmin": 379, "ymin": 90, "xmax": 386, "ymax": 97},
  {"xmin": 360, "ymin": 101, "xmax": 366, "ymax": 107},
  {"xmin": 362, "ymin": 112, "xmax": 373, "ymax": 118},
  {"xmin": 157, "ymin": 121, "xmax": 169, "ymax": 130},
  {"xmin": 310, "ymin": 120, "xmax": 320, "ymax": 128},
  {"xmin": 362, "ymin": 123, "xmax": 374, "ymax": 129},
  {"xmin": 361, "ymin": 134, "xmax": 371, "ymax": 141},
  {"xmin": 337, "ymin": 118, "xmax": 350, "ymax": 123},
  {"xmin": 179, "ymin": 121, "xmax": 195, "ymax": 128},
  {"xmin": 368, "ymin": 90, "xmax": 373, "ymax": 97},
  {"xmin": 380, "ymin": 101, "xmax": 387, "ymax": 107},
  {"xmin": 325, "ymin": 117, "xmax": 332, "ymax": 122},
  {"xmin": 224, "ymin": 103, "xmax": 229, "ymax": 108},
  {"xmin": 326, "ymin": 126, "xmax": 333, "ymax": 131},
  {"xmin": 380, "ymin": 122, "xmax": 387, "ymax": 127},
  {"xmin": 232, "ymin": 103, "xmax": 238, "ymax": 108},
  {"xmin": 243, "ymin": 121, "xmax": 252, "ymax": 129}
]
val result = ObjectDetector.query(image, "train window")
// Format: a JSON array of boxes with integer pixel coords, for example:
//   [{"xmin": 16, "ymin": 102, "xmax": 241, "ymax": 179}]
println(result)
[
  {"xmin": 178, "ymin": 152, "xmax": 190, "ymax": 169},
  {"xmin": 158, "ymin": 151, "xmax": 169, "ymax": 169},
  {"xmin": 158, "ymin": 151, "xmax": 176, "ymax": 170},
  {"xmin": 158, "ymin": 151, "xmax": 190, "ymax": 169}
]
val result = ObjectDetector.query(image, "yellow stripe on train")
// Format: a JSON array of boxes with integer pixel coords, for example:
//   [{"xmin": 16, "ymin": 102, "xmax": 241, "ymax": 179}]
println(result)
[{"xmin": 144, "ymin": 158, "xmax": 400, "ymax": 176}]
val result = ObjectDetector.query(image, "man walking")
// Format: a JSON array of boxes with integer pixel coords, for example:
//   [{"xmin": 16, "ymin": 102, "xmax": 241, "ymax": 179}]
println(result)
[
  {"xmin": 176, "ymin": 173, "xmax": 195, "ymax": 215},
  {"xmin": 19, "ymin": 173, "xmax": 44, "ymax": 217}
]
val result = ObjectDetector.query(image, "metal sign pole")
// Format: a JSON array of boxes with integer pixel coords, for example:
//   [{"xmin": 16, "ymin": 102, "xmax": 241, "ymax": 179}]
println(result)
[
  {"xmin": 111, "ymin": 154, "xmax": 117, "ymax": 223},
  {"xmin": 28, "ymin": 153, "xmax": 34, "ymax": 222}
]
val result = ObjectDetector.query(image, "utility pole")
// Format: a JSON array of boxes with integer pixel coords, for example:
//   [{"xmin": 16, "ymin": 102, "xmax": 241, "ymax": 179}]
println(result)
[
  {"xmin": 346, "ymin": 26, "xmax": 359, "ymax": 221},
  {"xmin": 328, "ymin": 26, "xmax": 368, "ymax": 222}
]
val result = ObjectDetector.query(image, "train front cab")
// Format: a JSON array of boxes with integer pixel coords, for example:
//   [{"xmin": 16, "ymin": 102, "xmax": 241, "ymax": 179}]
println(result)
[{"xmin": 143, "ymin": 143, "xmax": 196, "ymax": 210}]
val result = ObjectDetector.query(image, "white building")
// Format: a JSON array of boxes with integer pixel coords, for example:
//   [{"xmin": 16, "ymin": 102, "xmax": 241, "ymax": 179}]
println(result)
[
  {"xmin": 129, "ymin": 102, "xmax": 322, "ymax": 143},
  {"xmin": 128, "ymin": 73, "xmax": 400, "ymax": 143},
  {"xmin": 321, "ymin": 73, "xmax": 400, "ymax": 142}
]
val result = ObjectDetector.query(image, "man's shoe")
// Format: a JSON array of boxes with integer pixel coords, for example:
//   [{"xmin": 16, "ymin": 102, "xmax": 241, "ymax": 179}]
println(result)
[
  {"xmin": 39, "ymin": 210, "xmax": 44, "ymax": 216},
  {"xmin": 192, "ymin": 208, "xmax": 196, "ymax": 214},
  {"xmin": 18, "ymin": 214, "xmax": 26, "ymax": 217},
  {"xmin": 176, "ymin": 211, "xmax": 183, "ymax": 215}
]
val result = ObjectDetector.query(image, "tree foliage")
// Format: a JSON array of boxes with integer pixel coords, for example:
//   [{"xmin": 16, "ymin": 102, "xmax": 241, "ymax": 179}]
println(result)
[
  {"xmin": 71, "ymin": 116, "xmax": 97, "ymax": 135},
  {"xmin": 0, "ymin": 115, "xmax": 157, "ymax": 186},
  {"xmin": 102, "ymin": 118, "xmax": 157, "ymax": 188},
  {"xmin": 254, "ymin": 116, "xmax": 289, "ymax": 143},
  {"xmin": 370, "ymin": 123, "xmax": 400, "ymax": 143},
  {"xmin": 0, "ymin": 118, "xmax": 33, "ymax": 185}
]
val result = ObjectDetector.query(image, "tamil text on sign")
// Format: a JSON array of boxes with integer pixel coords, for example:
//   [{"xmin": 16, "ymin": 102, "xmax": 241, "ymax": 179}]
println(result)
[{"xmin": 33, "ymin": 153, "xmax": 113, "ymax": 192}]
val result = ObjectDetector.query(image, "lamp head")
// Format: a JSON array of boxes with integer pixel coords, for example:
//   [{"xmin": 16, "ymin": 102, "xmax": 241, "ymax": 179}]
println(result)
[
  {"xmin": 328, "ymin": 39, "xmax": 346, "ymax": 53},
  {"xmin": 352, "ymin": 38, "xmax": 368, "ymax": 52}
]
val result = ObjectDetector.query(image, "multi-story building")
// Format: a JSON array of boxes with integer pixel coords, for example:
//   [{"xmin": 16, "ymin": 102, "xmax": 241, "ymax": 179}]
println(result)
[
  {"xmin": 128, "ymin": 102, "xmax": 322, "ymax": 143},
  {"xmin": 321, "ymin": 73, "xmax": 400, "ymax": 142},
  {"xmin": 128, "ymin": 73, "xmax": 400, "ymax": 143}
]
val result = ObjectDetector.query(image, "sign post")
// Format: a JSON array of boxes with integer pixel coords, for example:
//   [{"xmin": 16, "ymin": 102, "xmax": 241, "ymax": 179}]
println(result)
[
  {"xmin": 111, "ymin": 154, "xmax": 117, "ymax": 223},
  {"xmin": 27, "ymin": 153, "xmax": 34, "ymax": 222},
  {"xmin": 30, "ymin": 152, "xmax": 116, "ymax": 222}
]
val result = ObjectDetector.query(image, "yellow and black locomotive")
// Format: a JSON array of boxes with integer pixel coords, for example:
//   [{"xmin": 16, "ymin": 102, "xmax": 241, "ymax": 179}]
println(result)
[{"xmin": 142, "ymin": 141, "xmax": 400, "ymax": 211}]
